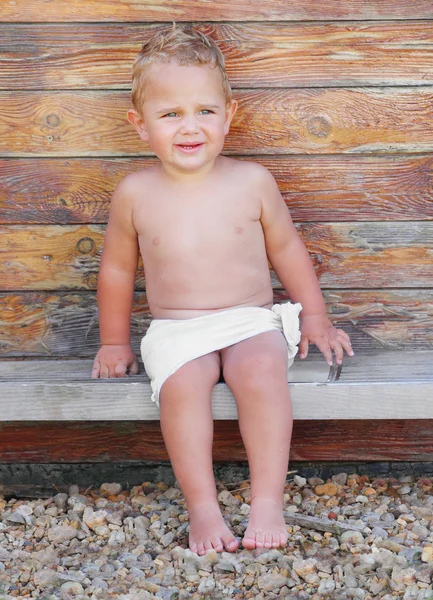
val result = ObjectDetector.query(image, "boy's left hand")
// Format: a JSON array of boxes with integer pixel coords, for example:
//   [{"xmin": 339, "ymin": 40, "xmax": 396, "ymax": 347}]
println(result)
[{"xmin": 299, "ymin": 314, "xmax": 354, "ymax": 366}]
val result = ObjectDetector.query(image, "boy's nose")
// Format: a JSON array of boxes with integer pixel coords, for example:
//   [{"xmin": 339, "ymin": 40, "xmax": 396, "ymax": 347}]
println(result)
[{"xmin": 179, "ymin": 116, "xmax": 200, "ymax": 134}]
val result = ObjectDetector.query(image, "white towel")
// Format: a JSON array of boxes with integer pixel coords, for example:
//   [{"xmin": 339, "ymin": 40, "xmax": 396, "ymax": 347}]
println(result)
[{"xmin": 141, "ymin": 302, "xmax": 302, "ymax": 406}]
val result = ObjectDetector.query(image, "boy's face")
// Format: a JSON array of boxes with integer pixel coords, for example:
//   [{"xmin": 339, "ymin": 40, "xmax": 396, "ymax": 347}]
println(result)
[{"xmin": 127, "ymin": 60, "xmax": 237, "ymax": 176}]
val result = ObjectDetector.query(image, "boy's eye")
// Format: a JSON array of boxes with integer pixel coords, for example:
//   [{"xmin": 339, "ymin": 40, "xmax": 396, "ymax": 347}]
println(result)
[
  {"xmin": 200, "ymin": 109, "xmax": 213, "ymax": 115},
  {"xmin": 164, "ymin": 112, "xmax": 178, "ymax": 118}
]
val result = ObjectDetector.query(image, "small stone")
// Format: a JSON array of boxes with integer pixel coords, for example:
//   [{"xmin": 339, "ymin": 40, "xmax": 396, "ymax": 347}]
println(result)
[
  {"xmin": 340, "ymin": 530, "xmax": 365, "ymax": 544},
  {"xmin": 47, "ymin": 525, "xmax": 78, "ymax": 544},
  {"xmin": 53, "ymin": 493, "xmax": 68, "ymax": 510},
  {"xmin": 421, "ymin": 546, "xmax": 433, "ymax": 563},
  {"xmin": 197, "ymin": 577, "xmax": 216, "ymax": 594},
  {"xmin": 317, "ymin": 578, "xmax": 336, "ymax": 595},
  {"xmin": 34, "ymin": 569, "xmax": 62, "ymax": 587},
  {"xmin": 315, "ymin": 483, "xmax": 338, "ymax": 496},
  {"xmin": 217, "ymin": 489, "xmax": 240, "ymax": 507},
  {"xmin": 332, "ymin": 472, "xmax": 348, "ymax": 486},
  {"xmin": 257, "ymin": 573, "xmax": 288, "ymax": 591},
  {"xmin": 108, "ymin": 530, "xmax": 126, "ymax": 546},
  {"xmin": 91, "ymin": 577, "xmax": 108, "ymax": 589},
  {"xmin": 83, "ymin": 507, "xmax": 108, "ymax": 531},
  {"xmin": 100, "ymin": 482, "xmax": 122, "ymax": 496},
  {"xmin": 5, "ymin": 510, "xmax": 26, "ymax": 524},
  {"xmin": 308, "ymin": 477, "xmax": 324, "ymax": 486},
  {"xmin": 60, "ymin": 581, "xmax": 85, "ymax": 598},
  {"xmin": 294, "ymin": 475, "xmax": 307, "ymax": 487}
]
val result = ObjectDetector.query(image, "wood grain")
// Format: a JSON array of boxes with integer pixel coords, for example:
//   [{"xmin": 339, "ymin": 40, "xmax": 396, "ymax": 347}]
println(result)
[
  {"xmin": 0, "ymin": 420, "xmax": 432, "ymax": 462},
  {"xmin": 1, "ymin": 23, "xmax": 433, "ymax": 89},
  {"xmin": 1, "ymin": 88, "xmax": 432, "ymax": 157},
  {"xmin": 2, "ymin": 223, "xmax": 432, "ymax": 291},
  {"xmin": 1, "ymin": 290, "xmax": 432, "ymax": 357},
  {"xmin": 3, "ymin": 1, "xmax": 432, "ymax": 22},
  {"xmin": 2, "ymin": 156, "xmax": 433, "ymax": 224}
]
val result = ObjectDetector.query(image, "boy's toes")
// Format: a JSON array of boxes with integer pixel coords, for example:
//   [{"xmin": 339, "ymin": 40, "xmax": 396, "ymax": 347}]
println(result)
[
  {"xmin": 211, "ymin": 537, "xmax": 224, "ymax": 552},
  {"xmin": 196, "ymin": 542, "xmax": 206, "ymax": 556},
  {"xmin": 223, "ymin": 533, "xmax": 240, "ymax": 552},
  {"xmin": 242, "ymin": 529, "xmax": 258, "ymax": 550}
]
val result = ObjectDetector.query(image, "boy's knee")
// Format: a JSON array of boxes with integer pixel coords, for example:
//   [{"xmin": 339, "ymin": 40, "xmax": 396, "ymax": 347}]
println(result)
[
  {"xmin": 162, "ymin": 354, "xmax": 221, "ymax": 396},
  {"xmin": 224, "ymin": 349, "xmax": 286, "ymax": 388}
]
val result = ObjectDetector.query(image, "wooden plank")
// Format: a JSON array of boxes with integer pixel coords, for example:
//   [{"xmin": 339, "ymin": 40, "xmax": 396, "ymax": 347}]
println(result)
[
  {"xmin": 1, "ymin": 351, "xmax": 433, "ymax": 420},
  {"xmin": 3, "ymin": 1, "xmax": 432, "ymax": 22},
  {"xmin": 2, "ymin": 223, "xmax": 432, "ymax": 291},
  {"xmin": 0, "ymin": 357, "xmax": 333, "ymax": 384},
  {"xmin": 1, "ymin": 88, "xmax": 433, "ymax": 157},
  {"xmin": 0, "ymin": 419, "xmax": 432, "ymax": 462},
  {"xmin": 2, "ymin": 155, "xmax": 433, "ymax": 224},
  {"xmin": 1, "ymin": 351, "xmax": 431, "ymax": 383},
  {"xmin": 2, "ymin": 23, "xmax": 433, "ymax": 89},
  {"xmin": 1, "ymin": 290, "xmax": 432, "ymax": 358}
]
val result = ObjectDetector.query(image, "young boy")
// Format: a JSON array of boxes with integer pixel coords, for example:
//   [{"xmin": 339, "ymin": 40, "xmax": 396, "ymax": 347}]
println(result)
[{"xmin": 92, "ymin": 25, "xmax": 353, "ymax": 556}]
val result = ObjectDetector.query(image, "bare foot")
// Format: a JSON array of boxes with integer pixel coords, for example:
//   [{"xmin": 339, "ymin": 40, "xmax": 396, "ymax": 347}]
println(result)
[
  {"xmin": 187, "ymin": 502, "xmax": 240, "ymax": 556},
  {"xmin": 242, "ymin": 497, "xmax": 288, "ymax": 550}
]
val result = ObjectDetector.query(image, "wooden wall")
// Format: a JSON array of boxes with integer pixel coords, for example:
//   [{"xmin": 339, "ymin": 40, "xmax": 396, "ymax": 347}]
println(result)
[{"xmin": 1, "ymin": 1, "xmax": 432, "ymax": 359}]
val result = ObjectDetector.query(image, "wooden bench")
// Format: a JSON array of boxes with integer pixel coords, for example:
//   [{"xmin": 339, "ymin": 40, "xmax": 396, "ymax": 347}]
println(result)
[{"xmin": 1, "ymin": 1, "xmax": 432, "ymax": 466}]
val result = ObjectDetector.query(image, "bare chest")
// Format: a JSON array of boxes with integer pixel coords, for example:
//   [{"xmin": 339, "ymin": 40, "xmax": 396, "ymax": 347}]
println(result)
[{"xmin": 135, "ymin": 191, "xmax": 262, "ymax": 260}]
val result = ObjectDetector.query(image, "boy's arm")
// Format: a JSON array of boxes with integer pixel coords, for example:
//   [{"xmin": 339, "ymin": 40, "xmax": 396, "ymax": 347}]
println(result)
[
  {"xmin": 257, "ymin": 166, "xmax": 353, "ymax": 366},
  {"xmin": 92, "ymin": 178, "xmax": 140, "ymax": 378}
]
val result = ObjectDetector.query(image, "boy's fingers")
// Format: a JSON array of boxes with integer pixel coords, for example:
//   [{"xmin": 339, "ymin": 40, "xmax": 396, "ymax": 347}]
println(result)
[
  {"xmin": 330, "ymin": 339, "xmax": 344, "ymax": 365},
  {"xmin": 129, "ymin": 359, "xmax": 140, "ymax": 375},
  {"xmin": 299, "ymin": 336, "xmax": 309, "ymax": 359},
  {"xmin": 114, "ymin": 362, "xmax": 127, "ymax": 378},
  {"xmin": 100, "ymin": 364, "xmax": 110, "ymax": 378},
  {"xmin": 91, "ymin": 360, "xmax": 100, "ymax": 379},
  {"xmin": 341, "ymin": 336, "xmax": 354, "ymax": 357},
  {"xmin": 316, "ymin": 340, "xmax": 333, "ymax": 366}
]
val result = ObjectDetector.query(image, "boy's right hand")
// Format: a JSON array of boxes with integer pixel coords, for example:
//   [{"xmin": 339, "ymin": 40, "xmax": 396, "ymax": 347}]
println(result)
[{"xmin": 91, "ymin": 345, "xmax": 140, "ymax": 378}]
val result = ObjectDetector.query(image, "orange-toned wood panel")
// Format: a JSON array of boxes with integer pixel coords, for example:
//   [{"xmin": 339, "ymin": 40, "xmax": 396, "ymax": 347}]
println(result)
[
  {"xmin": 1, "ymin": 89, "xmax": 432, "ymax": 157},
  {"xmin": 1, "ymin": 156, "xmax": 432, "ymax": 224},
  {"xmin": 1, "ymin": 23, "xmax": 432, "ymax": 89},
  {"xmin": 1, "ymin": 290, "xmax": 432, "ymax": 357},
  {"xmin": 0, "ymin": 420, "xmax": 432, "ymax": 462},
  {"xmin": 2, "ymin": 224, "xmax": 433, "ymax": 291},
  {"xmin": 3, "ymin": 1, "xmax": 432, "ymax": 22}
]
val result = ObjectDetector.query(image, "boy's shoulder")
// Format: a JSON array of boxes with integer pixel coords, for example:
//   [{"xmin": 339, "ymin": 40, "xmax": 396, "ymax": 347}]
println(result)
[
  {"xmin": 111, "ymin": 166, "xmax": 159, "ymax": 203},
  {"xmin": 222, "ymin": 157, "xmax": 275, "ymax": 184}
]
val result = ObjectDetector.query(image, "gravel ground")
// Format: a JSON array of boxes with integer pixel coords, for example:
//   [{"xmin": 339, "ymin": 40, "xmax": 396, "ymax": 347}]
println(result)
[{"xmin": 1, "ymin": 473, "xmax": 433, "ymax": 599}]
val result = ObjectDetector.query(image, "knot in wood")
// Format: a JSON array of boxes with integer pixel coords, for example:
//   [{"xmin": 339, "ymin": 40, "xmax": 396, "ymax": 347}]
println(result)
[
  {"xmin": 307, "ymin": 115, "xmax": 332, "ymax": 139},
  {"xmin": 46, "ymin": 113, "xmax": 61, "ymax": 128},
  {"xmin": 77, "ymin": 237, "xmax": 95, "ymax": 255},
  {"xmin": 84, "ymin": 273, "xmax": 98, "ymax": 289}
]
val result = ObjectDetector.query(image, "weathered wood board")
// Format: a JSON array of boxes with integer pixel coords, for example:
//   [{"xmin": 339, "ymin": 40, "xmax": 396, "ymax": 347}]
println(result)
[
  {"xmin": 1, "ymin": 290, "xmax": 433, "ymax": 357},
  {"xmin": 3, "ymin": 1, "xmax": 433, "ymax": 22},
  {"xmin": 1, "ymin": 23, "xmax": 432, "ymax": 89},
  {"xmin": 1, "ymin": 88, "xmax": 433, "ymax": 156},
  {"xmin": 0, "ymin": 420, "xmax": 432, "ymax": 463},
  {"xmin": 0, "ymin": 353, "xmax": 432, "ymax": 421},
  {"xmin": 2, "ymin": 223, "xmax": 432, "ymax": 290},
  {"xmin": 1, "ymin": 156, "xmax": 432, "ymax": 224}
]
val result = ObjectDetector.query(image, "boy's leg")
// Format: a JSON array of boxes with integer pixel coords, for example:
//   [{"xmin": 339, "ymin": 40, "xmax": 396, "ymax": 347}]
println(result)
[
  {"xmin": 159, "ymin": 352, "xmax": 239, "ymax": 556},
  {"xmin": 220, "ymin": 330, "xmax": 292, "ymax": 550}
]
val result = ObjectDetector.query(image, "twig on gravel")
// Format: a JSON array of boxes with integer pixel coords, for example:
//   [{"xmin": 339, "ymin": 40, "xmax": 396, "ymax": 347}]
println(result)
[{"xmin": 284, "ymin": 512, "xmax": 366, "ymax": 534}]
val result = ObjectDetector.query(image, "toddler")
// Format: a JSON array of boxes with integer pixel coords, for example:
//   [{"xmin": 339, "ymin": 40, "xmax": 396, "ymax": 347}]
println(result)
[{"xmin": 92, "ymin": 25, "xmax": 353, "ymax": 556}]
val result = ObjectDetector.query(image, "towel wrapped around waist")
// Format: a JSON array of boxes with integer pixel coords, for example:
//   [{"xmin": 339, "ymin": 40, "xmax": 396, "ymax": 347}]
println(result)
[{"xmin": 141, "ymin": 301, "xmax": 302, "ymax": 406}]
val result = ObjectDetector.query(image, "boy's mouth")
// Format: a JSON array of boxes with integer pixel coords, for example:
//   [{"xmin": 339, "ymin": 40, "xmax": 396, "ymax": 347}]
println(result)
[{"xmin": 175, "ymin": 143, "xmax": 204, "ymax": 153}]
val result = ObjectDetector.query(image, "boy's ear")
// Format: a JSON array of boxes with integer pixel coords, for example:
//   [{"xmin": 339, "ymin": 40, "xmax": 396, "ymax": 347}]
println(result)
[
  {"xmin": 127, "ymin": 108, "xmax": 149, "ymax": 142},
  {"xmin": 224, "ymin": 99, "xmax": 238, "ymax": 136}
]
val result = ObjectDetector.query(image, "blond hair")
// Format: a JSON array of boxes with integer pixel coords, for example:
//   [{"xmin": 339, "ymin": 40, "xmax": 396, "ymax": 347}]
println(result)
[{"xmin": 131, "ymin": 24, "xmax": 232, "ymax": 115}]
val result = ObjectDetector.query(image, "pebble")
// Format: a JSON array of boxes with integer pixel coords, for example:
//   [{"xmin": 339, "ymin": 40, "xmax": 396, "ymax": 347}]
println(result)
[{"xmin": 0, "ymin": 474, "xmax": 432, "ymax": 598}]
